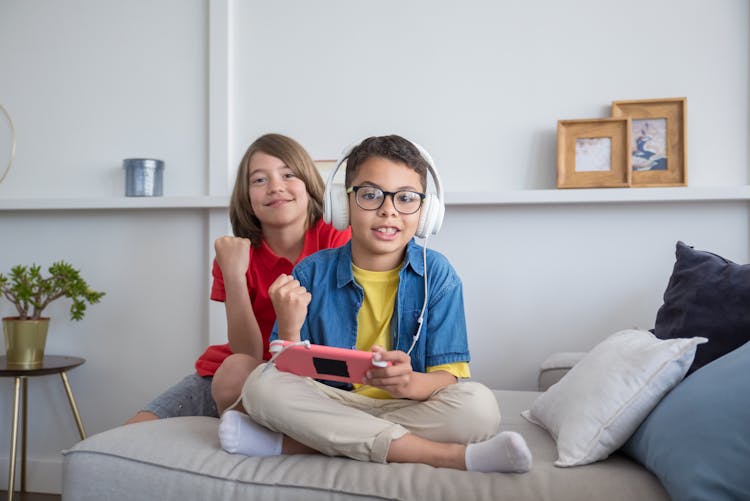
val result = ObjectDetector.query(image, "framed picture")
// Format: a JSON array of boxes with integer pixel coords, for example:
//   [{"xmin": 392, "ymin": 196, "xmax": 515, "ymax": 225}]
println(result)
[
  {"xmin": 314, "ymin": 159, "xmax": 337, "ymax": 181},
  {"xmin": 611, "ymin": 97, "xmax": 687, "ymax": 187},
  {"xmin": 557, "ymin": 118, "xmax": 631, "ymax": 189}
]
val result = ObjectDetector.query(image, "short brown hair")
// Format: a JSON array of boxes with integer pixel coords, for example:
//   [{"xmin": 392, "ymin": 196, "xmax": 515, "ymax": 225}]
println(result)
[
  {"xmin": 344, "ymin": 135, "xmax": 429, "ymax": 192},
  {"xmin": 230, "ymin": 134, "xmax": 324, "ymax": 246}
]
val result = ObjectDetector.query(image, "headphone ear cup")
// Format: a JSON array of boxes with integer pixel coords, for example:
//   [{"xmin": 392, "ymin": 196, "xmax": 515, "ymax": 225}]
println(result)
[
  {"xmin": 328, "ymin": 184, "xmax": 350, "ymax": 231},
  {"xmin": 416, "ymin": 196, "xmax": 431, "ymax": 239},
  {"xmin": 416, "ymin": 194, "xmax": 443, "ymax": 238},
  {"xmin": 433, "ymin": 198, "xmax": 445, "ymax": 234}
]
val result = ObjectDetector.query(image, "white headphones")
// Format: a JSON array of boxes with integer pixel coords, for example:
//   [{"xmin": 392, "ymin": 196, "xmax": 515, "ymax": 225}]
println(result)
[{"xmin": 323, "ymin": 138, "xmax": 445, "ymax": 238}]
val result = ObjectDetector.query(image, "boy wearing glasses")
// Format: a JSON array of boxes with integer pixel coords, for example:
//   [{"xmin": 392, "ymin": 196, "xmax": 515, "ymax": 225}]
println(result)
[{"xmin": 219, "ymin": 135, "xmax": 532, "ymax": 473}]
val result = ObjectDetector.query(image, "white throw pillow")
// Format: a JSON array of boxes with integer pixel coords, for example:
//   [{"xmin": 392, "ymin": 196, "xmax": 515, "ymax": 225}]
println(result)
[{"xmin": 522, "ymin": 329, "xmax": 707, "ymax": 467}]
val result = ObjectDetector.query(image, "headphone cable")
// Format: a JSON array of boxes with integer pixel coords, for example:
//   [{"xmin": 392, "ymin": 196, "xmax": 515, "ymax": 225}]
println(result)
[{"xmin": 406, "ymin": 235, "xmax": 429, "ymax": 356}]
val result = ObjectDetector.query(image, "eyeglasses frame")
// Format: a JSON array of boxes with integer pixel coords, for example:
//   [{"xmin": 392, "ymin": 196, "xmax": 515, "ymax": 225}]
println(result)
[{"xmin": 346, "ymin": 185, "xmax": 426, "ymax": 215}]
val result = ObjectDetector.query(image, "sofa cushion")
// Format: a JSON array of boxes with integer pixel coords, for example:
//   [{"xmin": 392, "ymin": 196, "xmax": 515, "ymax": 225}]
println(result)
[
  {"xmin": 623, "ymin": 340, "xmax": 750, "ymax": 501},
  {"xmin": 537, "ymin": 352, "xmax": 586, "ymax": 391},
  {"xmin": 63, "ymin": 390, "xmax": 669, "ymax": 501},
  {"xmin": 654, "ymin": 241, "xmax": 750, "ymax": 374},
  {"xmin": 522, "ymin": 329, "xmax": 705, "ymax": 467}
]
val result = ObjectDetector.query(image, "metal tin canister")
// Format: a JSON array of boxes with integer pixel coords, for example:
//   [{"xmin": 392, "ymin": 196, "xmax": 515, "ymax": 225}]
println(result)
[{"xmin": 123, "ymin": 158, "xmax": 164, "ymax": 196}]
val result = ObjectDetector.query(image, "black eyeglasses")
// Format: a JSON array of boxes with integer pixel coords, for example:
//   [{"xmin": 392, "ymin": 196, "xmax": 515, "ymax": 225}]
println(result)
[{"xmin": 347, "ymin": 185, "xmax": 425, "ymax": 215}]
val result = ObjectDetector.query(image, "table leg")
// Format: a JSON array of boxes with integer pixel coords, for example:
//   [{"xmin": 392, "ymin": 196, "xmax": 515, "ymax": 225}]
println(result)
[
  {"xmin": 60, "ymin": 371, "xmax": 86, "ymax": 439},
  {"xmin": 20, "ymin": 378, "xmax": 27, "ymax": 493},
  {"xmin": 7, "ymin": 377, "xmax": 21, "ymax": 501}
]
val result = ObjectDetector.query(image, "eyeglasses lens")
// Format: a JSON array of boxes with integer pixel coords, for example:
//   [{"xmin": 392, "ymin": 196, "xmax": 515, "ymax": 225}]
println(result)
[{"xmin": 355, "ymin": 187, "xmax": 422, "ymax": 214}]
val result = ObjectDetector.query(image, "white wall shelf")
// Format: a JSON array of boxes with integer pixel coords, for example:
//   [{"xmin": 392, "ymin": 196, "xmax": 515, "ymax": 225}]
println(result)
[
  {"xmin": 0, "ymin": 196, "xmax": 230, "ymax": 211},
  {"xmin": 447, "ymin": 186, "xmax": 750, "ymax": 206},
  {"xmin": 2, "ymin": 186, "xmax": 750, "ymax": 211}
]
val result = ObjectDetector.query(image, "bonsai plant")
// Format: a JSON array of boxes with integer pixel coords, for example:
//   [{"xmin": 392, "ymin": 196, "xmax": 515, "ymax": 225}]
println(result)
[{"xmin": 0, "ymin": 261, "xmax": 105, "ymax": 366}]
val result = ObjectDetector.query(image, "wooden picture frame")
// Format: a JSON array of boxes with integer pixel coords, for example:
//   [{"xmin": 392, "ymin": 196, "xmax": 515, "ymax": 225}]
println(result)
[
  {"xmin": 314, "ymin": 159, "xmax": 337, "ymax": 180},
  {"xmin": 557, "ymin": 118, "xmax": 631, "ymax": 189},
  {"xmin": 611, "ymin": 97, "xmax": 687, "ymax": 187}
]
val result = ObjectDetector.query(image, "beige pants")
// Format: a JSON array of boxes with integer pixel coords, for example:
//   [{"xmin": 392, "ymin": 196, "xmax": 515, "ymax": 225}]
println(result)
[{"xmin": 241, "ymin": 363, "xmax": 501, "ymax": 463}]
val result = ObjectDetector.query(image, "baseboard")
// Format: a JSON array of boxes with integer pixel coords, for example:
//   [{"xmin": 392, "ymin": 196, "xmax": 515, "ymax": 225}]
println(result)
[{"xmin": 0, "ymin": 454, "xmax": 62, "ymax": 494}]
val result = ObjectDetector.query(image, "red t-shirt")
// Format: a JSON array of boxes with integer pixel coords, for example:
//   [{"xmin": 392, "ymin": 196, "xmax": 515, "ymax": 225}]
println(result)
[{"xmin": 195, "ymin": 219, "xmax": 350, "ymax": 376}]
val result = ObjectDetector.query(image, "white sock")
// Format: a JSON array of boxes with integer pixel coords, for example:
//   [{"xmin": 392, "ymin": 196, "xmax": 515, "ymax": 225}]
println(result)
[
  {"xmin": 465, "ymin": 431, "xmax": 532, "ymax": 473},
  {"xmin": 218, "ymin": 410, "xmax": 283, "ymax": 457}
]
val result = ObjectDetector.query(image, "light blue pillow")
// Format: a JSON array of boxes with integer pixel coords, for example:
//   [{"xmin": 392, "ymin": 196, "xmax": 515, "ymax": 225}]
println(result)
[{"xmin": 622, "ymin": 340, "xmax": 750, "ymax": 500}]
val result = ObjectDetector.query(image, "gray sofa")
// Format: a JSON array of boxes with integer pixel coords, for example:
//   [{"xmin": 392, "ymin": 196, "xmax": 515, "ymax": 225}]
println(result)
[
  {"xmin": 62, "ymin": 356, "xmax": 668, "ymax": 501},
  {"xmin": 65, "ymin": 240, "xmax": 750, "ymax": 500}
]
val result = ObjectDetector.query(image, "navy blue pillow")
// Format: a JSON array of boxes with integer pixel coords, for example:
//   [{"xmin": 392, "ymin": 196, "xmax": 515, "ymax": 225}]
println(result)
[
  {"xmin": 622, "ymin": 341, "xmax": 750, "ymax": 501},
  {"xmin": 653, "ymin": 241, "xmax": 750, "ymax": 374}
]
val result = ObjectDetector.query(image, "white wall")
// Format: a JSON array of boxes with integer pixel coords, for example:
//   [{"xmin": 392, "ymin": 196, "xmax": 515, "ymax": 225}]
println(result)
[
  {"xmin": 0, "ymin": 0, "xmax": 208, "ymax": 198},
  {"xmin": 232, "ymin": 0, "xmax": 749, "ymax": 189},
  {"xmin": 0, "ymin": 0, "xmax": 747, "ymax": 493},
  {"xmin": 433, "ymin": 202, "xmax": 749, "ymax": 389},
  {"xmin": 0, "ymin": 0, "xmax": 211, "ymax": 493}
]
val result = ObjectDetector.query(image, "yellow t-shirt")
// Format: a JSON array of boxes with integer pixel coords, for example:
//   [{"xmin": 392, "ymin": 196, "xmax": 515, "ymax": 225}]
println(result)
[{"xmin": 351, "ymin": 264, "xmax": 470, "ymax": 399}]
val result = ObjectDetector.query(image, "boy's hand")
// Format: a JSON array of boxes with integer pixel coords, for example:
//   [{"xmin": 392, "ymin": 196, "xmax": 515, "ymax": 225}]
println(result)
[
  {"xmin": 268, "ymin": 274, "xmax": 311, "ymax": 341},
  {"xmin": 214, "ymin": 236, "xmax": 251, "ymax": 280},
  {"xmin": 364, "ymin": 346, "xmax": 458, "ymax": 400},
  {"xmin": 363, "ymin": 346, "xmax": 417, "ymax": 399}
]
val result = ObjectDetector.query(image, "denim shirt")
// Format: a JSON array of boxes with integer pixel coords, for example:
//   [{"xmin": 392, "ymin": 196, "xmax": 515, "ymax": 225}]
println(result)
[{"xmin": 271, "ymin": 240, "xmax": 470, "ymax": 374}]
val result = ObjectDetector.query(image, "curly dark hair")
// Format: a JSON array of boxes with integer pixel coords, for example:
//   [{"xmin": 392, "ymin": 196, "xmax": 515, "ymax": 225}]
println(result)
[{"xmin": 344, "ymin": 135, "xmax": 429, "ymax": 192}]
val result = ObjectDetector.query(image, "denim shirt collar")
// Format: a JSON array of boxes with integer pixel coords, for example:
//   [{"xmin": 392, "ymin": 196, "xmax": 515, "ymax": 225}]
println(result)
[{"xmin": 335, "ymin": 240, "xmax": 425, "ymax": 288}]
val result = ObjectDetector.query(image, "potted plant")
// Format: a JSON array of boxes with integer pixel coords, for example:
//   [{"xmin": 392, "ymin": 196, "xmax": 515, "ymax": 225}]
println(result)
[{"xmin": 0, "ymin": 261, "xmax": 105, "ymax": 367}]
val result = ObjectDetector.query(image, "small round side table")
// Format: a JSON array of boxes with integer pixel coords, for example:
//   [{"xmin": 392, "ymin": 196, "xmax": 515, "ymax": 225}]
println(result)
[{"xmin": 0, "ymin": 355, "xmax": 87, "ymax": 501}]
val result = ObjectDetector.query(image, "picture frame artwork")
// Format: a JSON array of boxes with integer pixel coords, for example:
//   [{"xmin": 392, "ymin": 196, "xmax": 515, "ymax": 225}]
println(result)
[
  {"xmin": 611, "ymin": 97, "xmax": 687, "ymax": 187},
  {"xmin": 557, "ymin": 118, "xmax": 631, "ymax": 189},
  {"xmin": 314, "ymin": 159, "xmax": 337, "ymax": 180}
]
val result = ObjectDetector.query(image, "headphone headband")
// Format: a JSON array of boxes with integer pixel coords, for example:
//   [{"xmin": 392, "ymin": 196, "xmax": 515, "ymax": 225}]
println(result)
[{"xmin": 323, "ymin": 137, "xmax": 444, "ymax": 238}]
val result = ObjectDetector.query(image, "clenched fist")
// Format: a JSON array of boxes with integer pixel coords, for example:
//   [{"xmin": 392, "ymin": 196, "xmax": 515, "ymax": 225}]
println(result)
[
  {"xmin": 268, "ymin": 274, "xmax": 311, "ymax": 341},
  {"xmin": 214, "ymin": 236, "xmax": 251, "ymax": 280}
]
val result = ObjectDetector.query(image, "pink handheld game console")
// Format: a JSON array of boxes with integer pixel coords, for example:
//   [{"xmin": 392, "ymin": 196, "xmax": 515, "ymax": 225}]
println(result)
[{"xmin": 269, "ymin": 340, "xmax": 390, "ymax": 384}]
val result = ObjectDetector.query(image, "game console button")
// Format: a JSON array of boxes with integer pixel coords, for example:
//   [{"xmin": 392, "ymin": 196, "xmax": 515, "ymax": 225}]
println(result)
[
  {"xmin": 371, "ymin": 358, "xmax": 389, "ymax": 368},
  {"xmin": 269, "ymin": 340, "xmax": 285, "ymax": 353}
]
